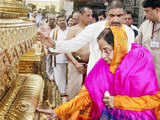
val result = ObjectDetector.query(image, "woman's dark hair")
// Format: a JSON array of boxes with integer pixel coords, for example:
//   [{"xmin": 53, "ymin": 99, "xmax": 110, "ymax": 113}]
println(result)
[
  {"xmin": 97, "ymin": 28, "xmax": 114, "ymax": 48},
  {"xmin": 142, "ymin": 0, "xmax": 160, "ymax": 9}
]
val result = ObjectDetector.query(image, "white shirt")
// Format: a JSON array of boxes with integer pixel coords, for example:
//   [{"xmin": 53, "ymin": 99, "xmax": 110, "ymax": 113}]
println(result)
[
  {"xmin": 131, "ymin": 25, "xmax": 139, "ymax": 32},
  {"xmin": 50, "ymin": 27, "xmax": 69, "ymax": 63},
  {"xmin": 56, "ymin": 21, "xmax": 135, "ymax": 73}
]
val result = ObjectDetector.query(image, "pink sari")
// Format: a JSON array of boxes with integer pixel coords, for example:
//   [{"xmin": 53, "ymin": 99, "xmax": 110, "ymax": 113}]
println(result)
[{"xmin": 84, "ymin": 43, "xmax": 159, "ymax": 120}]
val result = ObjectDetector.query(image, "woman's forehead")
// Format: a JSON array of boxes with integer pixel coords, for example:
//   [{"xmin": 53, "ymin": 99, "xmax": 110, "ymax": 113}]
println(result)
[{"xmin": 99, "ymin": 39, "xmax": 112, "ymax": 48}]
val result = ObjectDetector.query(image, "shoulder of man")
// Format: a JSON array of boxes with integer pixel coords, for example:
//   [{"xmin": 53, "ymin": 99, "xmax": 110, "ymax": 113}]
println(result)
[
  {"xmin": 50, "ymin": 28, "xmax": 58, "ymax": 39},
  {"xmin": 141, "ymin": 20, "xmax": 150, "ymax": 25},
  {"xmin": 80, "ymin": 20, "xmax": 106, "ymax": 31},
  {"xmin": 139, "ymin": 20, "xmax": 151, "ymax": 30},
  {"xmin": 131, "ymin": 25, "xmax": 139, "ymax": 32},
  {"xmin": 124, "ymin": 24, "xmax": 134, "ymax": 34},
  {"xmin": 124, "ymin": 24, "xmax": 135, "ymax": 44},
  {"xmin": 50, "ymin": 27, "xmax": 57, "ymax": 32},
  {"xmin": 68, "ymin": 21, "xmax": 106, "ymax": 36},
  {"xmin": 88, "ymin": 20, "xmax": 106, "ymax": 28},
  {"xmin": 69, "ymin": 25, "xmax": 80, "ymax": 31}
]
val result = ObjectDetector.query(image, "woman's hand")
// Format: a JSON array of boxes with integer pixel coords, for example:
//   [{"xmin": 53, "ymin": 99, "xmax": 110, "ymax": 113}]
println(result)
[
  {"xmin": 36, "ymin": 108, "xmax": 56, "ymax": 115},
  {"xmin": 36, "ymin": 108, "xmax": 57, "ymax": 119},
  {"xmin": 47, "ymin": 113, "xmax": 57, "ymax": 120},
  {"xmin": 103, "ymin": 96, "xmax": 114, "ymax": 108}
]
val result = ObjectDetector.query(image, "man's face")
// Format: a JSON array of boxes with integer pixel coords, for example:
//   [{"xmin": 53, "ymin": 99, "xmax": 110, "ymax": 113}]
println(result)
[
  {"xmin": 68, "ymin": 18, "xmax": 74, "ymax": 27},
  {"xmin": 80, "ymin": 8, "xmax": 93, "ymax": 25},
  {"xmin": 72, "ymin": 12, "xmax": 80, "ymax": 25},
  {"xmin": 107, "ymin": 8, "xmax": 124, "ymax": 27},
  {"xmin": 144, "ymin": 7, "xmax": 159, "ymax": 22},
  {"xmin": 124, "ymin": 14, "xmax": 133, "ymax": 26},
  {"xmin": 48, "ymin": 15, "xmax": 56, "ymax": 29},
  {"xmin": 57, "ymin": 17, "xmax": 66, "ymax": 29}
]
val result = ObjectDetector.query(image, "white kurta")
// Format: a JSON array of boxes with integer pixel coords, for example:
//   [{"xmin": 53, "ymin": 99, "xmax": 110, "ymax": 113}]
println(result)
[
  {"xmin": 137, "ymin": 20, "xmax": 160, "ymax": 86},
  {"xmin": 56, "ymin": 20, "xmax": 135, "ymax": 74},
  {"xmin": 49, "ymin": 27, "xmax": 69, "ymax": 94},
  {"xmin": 131, "ymin": 25, "xmax": 139, "ymax": 32}
]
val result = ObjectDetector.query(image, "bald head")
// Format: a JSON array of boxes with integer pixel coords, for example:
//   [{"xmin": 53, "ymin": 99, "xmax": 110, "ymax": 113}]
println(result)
[
  {"xmin": 106, "ymin": 0, "xmax": 124, "ymax": 12},
  {"xmin": 48, "ymin": 14, "xmax": 56, "ymax": 29},
  {"xmin": 79, "ymin": 7, "xmax": 93, "ymax": 26}
]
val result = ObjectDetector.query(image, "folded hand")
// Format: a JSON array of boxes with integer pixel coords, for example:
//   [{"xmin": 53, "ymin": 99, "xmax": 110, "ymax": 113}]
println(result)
[
  {"xmin": 36, "ymin": 108, "xmax": 57, "ymax": 120},
  {"xmin": 103, "ymin": 96, "xmax": 114, "ymax": 108}
]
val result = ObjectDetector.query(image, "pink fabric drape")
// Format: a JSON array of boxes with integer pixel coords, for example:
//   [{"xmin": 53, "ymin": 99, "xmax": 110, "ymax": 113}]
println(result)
[{"xmin": 85, "ymin": 43, "xmax": 159, "ymax": 119}]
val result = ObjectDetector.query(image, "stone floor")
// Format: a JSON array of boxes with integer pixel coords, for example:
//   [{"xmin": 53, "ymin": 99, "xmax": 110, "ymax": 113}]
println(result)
[{"xmin": 35, "ymin": 80, "xmax": 68, "ymax": 120}]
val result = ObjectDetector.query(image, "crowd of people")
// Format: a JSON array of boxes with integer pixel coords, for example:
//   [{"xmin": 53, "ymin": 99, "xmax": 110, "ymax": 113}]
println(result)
[{"xmin": 33, "ymin": 0, "xmax": 160, "ymax": 119}]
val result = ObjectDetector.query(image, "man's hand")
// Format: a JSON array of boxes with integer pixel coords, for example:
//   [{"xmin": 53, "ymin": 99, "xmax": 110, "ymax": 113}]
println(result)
[
  {"xmin": 48, "ymin": 48, "xmax": 62, "ymax": 55},
  {"xmin": 103, "ymin": 96, "xmax": 114, "ymax": 108},
  {"xmin": 37, "ymin": 32, "xmax": 55, "ymax": 48},
  {"xmin": 75, "ymin": 63, "xmax": 86, "ymax": 74}
]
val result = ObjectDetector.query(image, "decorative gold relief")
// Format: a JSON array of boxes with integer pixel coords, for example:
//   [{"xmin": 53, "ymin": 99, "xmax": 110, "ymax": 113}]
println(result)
[
  {"xmin": 6, "ymin": 74, "xmax": 44, "ymax": 120},
  {"xmin": 0, "ymin": 0, "xmax": 28, "ymax": 19},
  {"xmin": 0, "ymin": 75, "xmax": 26, "ymax": 119},
  {"xmin": 0, "ymin": 1, "xmax": 44, "ymax": 119}
]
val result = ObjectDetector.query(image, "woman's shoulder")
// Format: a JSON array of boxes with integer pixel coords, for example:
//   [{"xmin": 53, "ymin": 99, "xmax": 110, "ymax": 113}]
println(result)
[{"xmin": 129, "ymin": 43, "xmax": 153, "ymax": 61}]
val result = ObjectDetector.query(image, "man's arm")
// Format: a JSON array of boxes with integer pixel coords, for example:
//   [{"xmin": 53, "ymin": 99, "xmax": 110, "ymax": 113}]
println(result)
[
  {"xmin": 65, "ymin": 52, "xmax": 86, "ymax": 74},
  {"xmin": 135, "ymin": 31, "xmax": 143, "ymax": 44},
  {"xmin": 56, "ymin": 25, "xmax": 93, "ymax": 52},
  {"xmin": 65, "ymin": 27, "xmax": 86, "ymax": 74},
  {"xmin": 38, "ymin": 32, "xmax": 55, "ymax": 48}
]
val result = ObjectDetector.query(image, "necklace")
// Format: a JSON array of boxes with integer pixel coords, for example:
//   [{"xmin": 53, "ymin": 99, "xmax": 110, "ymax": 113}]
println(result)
[{"xmin": 151, "ymin": 23, "xmax": 160, "ymax": 39}]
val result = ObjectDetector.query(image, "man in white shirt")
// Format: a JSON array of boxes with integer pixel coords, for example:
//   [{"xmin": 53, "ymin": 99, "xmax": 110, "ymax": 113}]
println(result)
[
  {"xmin": 124, "ymin": 11, "xmax": 139, "ymax": 37},
  {"xmin": 65, "ymin": 7, "xmax": 93, "ymax": 100},
  {"xmin": 45, "ymin": 14, "xmax": 57, "ymax": 81},
  {"xmin": 136, "ymin": 0, "xmax": 160, "ymax": 85},
  {"xmin": 40, "ymin": 0, "xmax": 135, "ymax": 74},
  {"xmin": 49, "ymin": 14, "xmax": 69, "ymax": 96},
  {"xmin": 55, "ymin": 4, "xmax": 135, "ymax": 74}
]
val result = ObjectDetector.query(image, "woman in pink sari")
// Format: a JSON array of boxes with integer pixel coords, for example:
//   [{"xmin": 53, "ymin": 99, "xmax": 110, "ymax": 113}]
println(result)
[
  {"xmin": 84, "ymin": 26, "xmax": 159, "ymax": 119},
  {"xmin": 36, "ymin": 26, "xmax": 159, "ymax": 120}
]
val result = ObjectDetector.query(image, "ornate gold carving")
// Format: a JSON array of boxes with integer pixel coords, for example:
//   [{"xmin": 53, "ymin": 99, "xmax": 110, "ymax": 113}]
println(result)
[
  {"xmin": 0, "ymin": 75, "xmax": 26, "ymax": 119},
  {"xmin": 0, "ymin": 0, "xmax": 28, "ymax": 19},
  {"xmin": 0, "ymin": 1, "xmax": 44, "ymax": 119},
  {"xmin": 0, "ymin": 21, "xmax": 37, "ymax": 98},
  {"xmin": 5, "ymin": 74, "xmax": 44, "ymax": 120}
]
